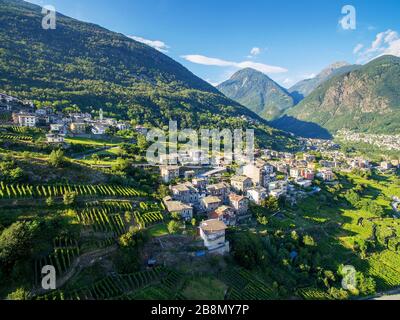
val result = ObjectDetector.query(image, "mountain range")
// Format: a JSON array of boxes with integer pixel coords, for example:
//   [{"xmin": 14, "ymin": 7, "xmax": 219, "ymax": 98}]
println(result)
[
  {"xmin": 1, "ymin": 0, "xmax": 399, "ymax": 144},
  {"xmin": 279, "ymin": 55, "xmax": 400, "ymax": 136},
  {"xmin": 217, "ymin": 68, "xmax": 295, "ymax": 121},
  {"xmin": 218, "ymin": 57, "xmax": 400, "ymax": 138},
  {"xmin": 288, "ymin": 62, "xmax": 360, "ymax": 104},
  {"xmin": 218, "ymin": 62, "xmax": 359, "ymax": 122},
  {"xmin": 0, "ymin": 0, "xmax": 297, "ymax": 150}
]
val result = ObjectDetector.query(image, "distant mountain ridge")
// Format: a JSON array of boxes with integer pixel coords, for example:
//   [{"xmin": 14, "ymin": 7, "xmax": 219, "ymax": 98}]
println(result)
[
  {"xmin": 217, "ymin": 68, "xmax": 295, "ymax": 121},
  {"xmin": 276, "ymin": 55, "xmax": 400, "ymax": 136},
  {"xmin": 289, "ymin": 62, "xmax": 360, "ymax": 103}
]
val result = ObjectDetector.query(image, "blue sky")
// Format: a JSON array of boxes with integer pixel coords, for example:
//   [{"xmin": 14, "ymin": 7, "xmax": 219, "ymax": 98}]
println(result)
[{"xmin": 27, "ymin": 0, "xmax": 400, "ymax": 87}]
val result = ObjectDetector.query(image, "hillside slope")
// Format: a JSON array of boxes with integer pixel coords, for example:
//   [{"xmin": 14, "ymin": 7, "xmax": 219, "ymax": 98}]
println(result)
[
  {"xmin": 280, "ymin": 55, "xmax": 400, "ymax": 136},
  {"xmin": 289, "ymin": 62, "xmax": 359, "ymax": 103},
  {"xmin": 0, "ymin": 0, "xmax": 297, "ymax": 149},
  {"xmin": 217, "ymin": 68, "xmax": 295, "ymax": 120}
]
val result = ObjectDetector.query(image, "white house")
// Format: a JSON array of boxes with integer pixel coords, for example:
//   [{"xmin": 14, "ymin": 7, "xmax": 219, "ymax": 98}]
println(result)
[
  {"xmin": 50, "ymin": 123, "xmax": 67, "ymax": 134},
  {"xmin": 295, "ymin": 179, "xmax": 312, "ymax": 188},
  {"xmin": 160, "ymin": 166, "xmax": 180, "ymax": 183},
  {"xmin": 14, "ymin": 113, "xmax": 37, "ymax": 127},
  {"xmin": 46, "ymin": 133, "xmax": 65, "ymax": 144},
  {"xmin": 92, "ymin": 124, "xmax": 107, "ymax": 135},
  {"xmin": 290, "ymin": 168, "xmax": 301, "ymax": 179},
  {"xmin": 116, "ymin": 122, "xmax": 130, "ymax": 131},
  {"xmin": 247, "ymin": 187, "xmax": 268, "ymax": 205},
  {"xmin": 199, "ymin": 219, "xmax": 229, "ymax": 254}
]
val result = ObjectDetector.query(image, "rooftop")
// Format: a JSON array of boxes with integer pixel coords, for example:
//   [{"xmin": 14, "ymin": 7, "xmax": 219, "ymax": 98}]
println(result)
[
  {"xmin": 163, "ymin": 197, "xmax": 192, "ymax": 212},
  {"xmin": 229, "ymin": 193, "xmax": 246, "ymax": 202},
  {"xmin": 200, "ymin": 219, "xmax": 227, "ymax": 232},
  {"xmin": 202, "ymin": 196, "xmax": 222, "ymax": 204},
  {"xmin": 231, "ymin": 175, "xmax": 251, "ymax": 183},
  {"xmin": 171, "ymin": 183, "xmax": 191, "ymax": 192}
]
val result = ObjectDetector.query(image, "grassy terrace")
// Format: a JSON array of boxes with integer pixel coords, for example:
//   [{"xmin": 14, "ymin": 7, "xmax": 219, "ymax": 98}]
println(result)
[{"xmin": 64, "ymin": 136, "xmax": 121, "ymax": 146}]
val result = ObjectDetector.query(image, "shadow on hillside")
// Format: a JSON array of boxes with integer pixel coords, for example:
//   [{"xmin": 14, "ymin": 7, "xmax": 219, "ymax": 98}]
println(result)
[
  {"xmin": 290, "ymin": 91, "xmax": 305, "ymax": 105},
  {"xmin": 270, "ymin": 115, "xmax": 333, "ymax": 140}
]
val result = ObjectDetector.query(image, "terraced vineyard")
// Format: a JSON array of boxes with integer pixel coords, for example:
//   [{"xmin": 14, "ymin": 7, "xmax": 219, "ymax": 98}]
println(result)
[
  {"xmin": 367, "ymin": 252, "xmax": 400, "ymax": 290},
  {"xmin": 76, "ymin": 200, "xmax": 165, "ymax": 235},
  {"xmin": 0, "ymin": 133, "xmax": 33, "ymax": 141},
  {"xmin": 34, "ymin": 267, "xmax": 181, "ymax": 300},
  {"xmin": 34, "ymin": 237, "xmax": 80, "ymax": 286},
  {"xmin": 0, "ymin": 182, "xmax": 147, "ymax": 199},
  {"xmin": 220, "ymin": 268, "xmax": 278, "ymax": 300},
  {"xmin": 297, "ymin": 287, "xmax": 333, "ymax": 300},
  {"xmin": 77, "ymin": 206, "xmax": 127, "ymax": 236}
]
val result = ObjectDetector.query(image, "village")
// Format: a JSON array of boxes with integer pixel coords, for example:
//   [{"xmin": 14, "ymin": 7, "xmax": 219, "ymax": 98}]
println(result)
[
  {"xmin": 336, "ymin": 129, "xmax": 400, "ymax": 152},
  {"xmin": 2, "ymin": 92, "xmax": 400, "ymax": 258},
  {"xmin": 159, "ymin": 139, "xmax": 400, "ymax": 256}
]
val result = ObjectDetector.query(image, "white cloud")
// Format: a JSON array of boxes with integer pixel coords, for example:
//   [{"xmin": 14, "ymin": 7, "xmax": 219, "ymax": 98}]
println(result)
[
  {"xmin": 181, "ymin": 55, "xmax": 233, "ymax": 67},
  {"xmin": 353, "ymin": 43, "xmax": 364, "ymax": 54},
  {"xmin": 303, "ymin": 73, "xmax": 316, "ymax": 79},
  {"xmin": 282, "ymin": 78, "xmax": 294, "ymax": 86},
  {"xmin": 247, "ymin": 47, "xmax": 262, "ymax": 58},
  {"xmin": 206, "ymin": 79, "xmax": 221, "ymax": 87},
  {"xmin": 128, "ymin": 36, "xmax": 170, "ymax": 53},
  {"xmin": 181, "ymin": 54, "xmax": 288, "ymax": 74},
  {"xmin": 250, "ymin": 47, "xmax": 261, "ymax": 56},
  {"xmin": 355, "ymin": 29, "xmax": 400, "ymax": 63}
]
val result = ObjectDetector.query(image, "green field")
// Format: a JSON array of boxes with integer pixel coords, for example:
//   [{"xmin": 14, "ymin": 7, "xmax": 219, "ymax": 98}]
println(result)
[{"xmin": 65, "ymin": 137, "xmax": 120, "ymax": 146}]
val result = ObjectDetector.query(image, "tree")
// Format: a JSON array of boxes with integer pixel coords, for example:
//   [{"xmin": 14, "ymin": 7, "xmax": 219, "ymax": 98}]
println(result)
[
  {"xmin": 46, "ymin": 197, "xmax": 54, "ymax": 207},
  {"xmin": 137, "ymin": 134, "xmax": 148, "ymax": 153},
  {"xmin": 48, "ymin": 150, "xmax": 65, "ymax": 168},
  {"xmin": 91, "ymin": 154, "xmax": 100, "ymax": 164},
  {"xmin": 0, "ymin": 221, "xmax": 38, "ymax": 273},
  {"xmin": 328, "ymin": 287, "xmax": 349, "ymax": 300},
  {"xmin": 112, "ymin": 158, "xmax": 130, "ymax": 172},
  {"xmin": 290, "ymin": 230, "xmax": 299, "ymax": 241},
  {"xmin": 9, "ymin": 168, "xmax": 24, "ymax": 182},
  {"xmin": 167, "ymin": 220, "xmax": 181, "ymax": 234},
  {"xmin": 124, "ymin": 212, "xmax": 132, "ymax": 224},
  {"xmin": 171, "ymin": 212, "xmax": 181, "ymax": 221},
  {"xmin": 63, "ymin": 192, "xmax": 77, "ymax": 206},
  {"xmin": 257, "ymin": 216, "xmax": 268, "ymax": 225},
  {"xmin": 119, "ymin": 231, "xmax": 136, "ymax": 248},
  {"xmin": 157, "ymin": 184, "xmax": 170, "ymax": 198},
  {"xmin": 6, "ymin": 288, "xmax": 30, "ymax": 300},
  {"xmin": 302, "ymin": 235, "xmax": 316, "ymax": 247},
  {"xmin": 230, "ymin": 232, "xmax": 266, "ymax": 270},
  {"xmin": 357, "ymin": 272, "xmax": 376, "ymax": 295},
  {"xmin": 261, "ymin": 196, "xmax": 279, "ymax": 213}
]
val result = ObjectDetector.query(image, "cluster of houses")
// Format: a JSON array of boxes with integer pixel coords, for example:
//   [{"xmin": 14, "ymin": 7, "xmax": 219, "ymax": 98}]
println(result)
[
  {"xmin": 161, "ymin": 139, "xmax": 400, "ymax": 256},
  {"xmin": 0, "ymin": 94, "xmax": 145, "ymax": 144},
  {"xmin": 160, "ymin": 150, "xmax": 341, "ymax": 255},
  {"xmin": 337, "ymin": 129, "xmax": 400, "ymax": 152}
]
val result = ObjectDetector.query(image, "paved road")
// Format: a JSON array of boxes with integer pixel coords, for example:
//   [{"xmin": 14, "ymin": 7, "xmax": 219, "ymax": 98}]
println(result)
[
  {"xmin": 373, "ymin": 294, "xmax": 400, "ymax": 300},
  {"xmin": 363, "ymin": 287, "xmax": 400, "ymax": 300}
]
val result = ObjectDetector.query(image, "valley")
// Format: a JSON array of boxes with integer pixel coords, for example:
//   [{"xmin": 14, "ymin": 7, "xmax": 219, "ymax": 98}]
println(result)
[{"xmin": 1, "ymin": 0, "xmax": 400, "ymax": 304}]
